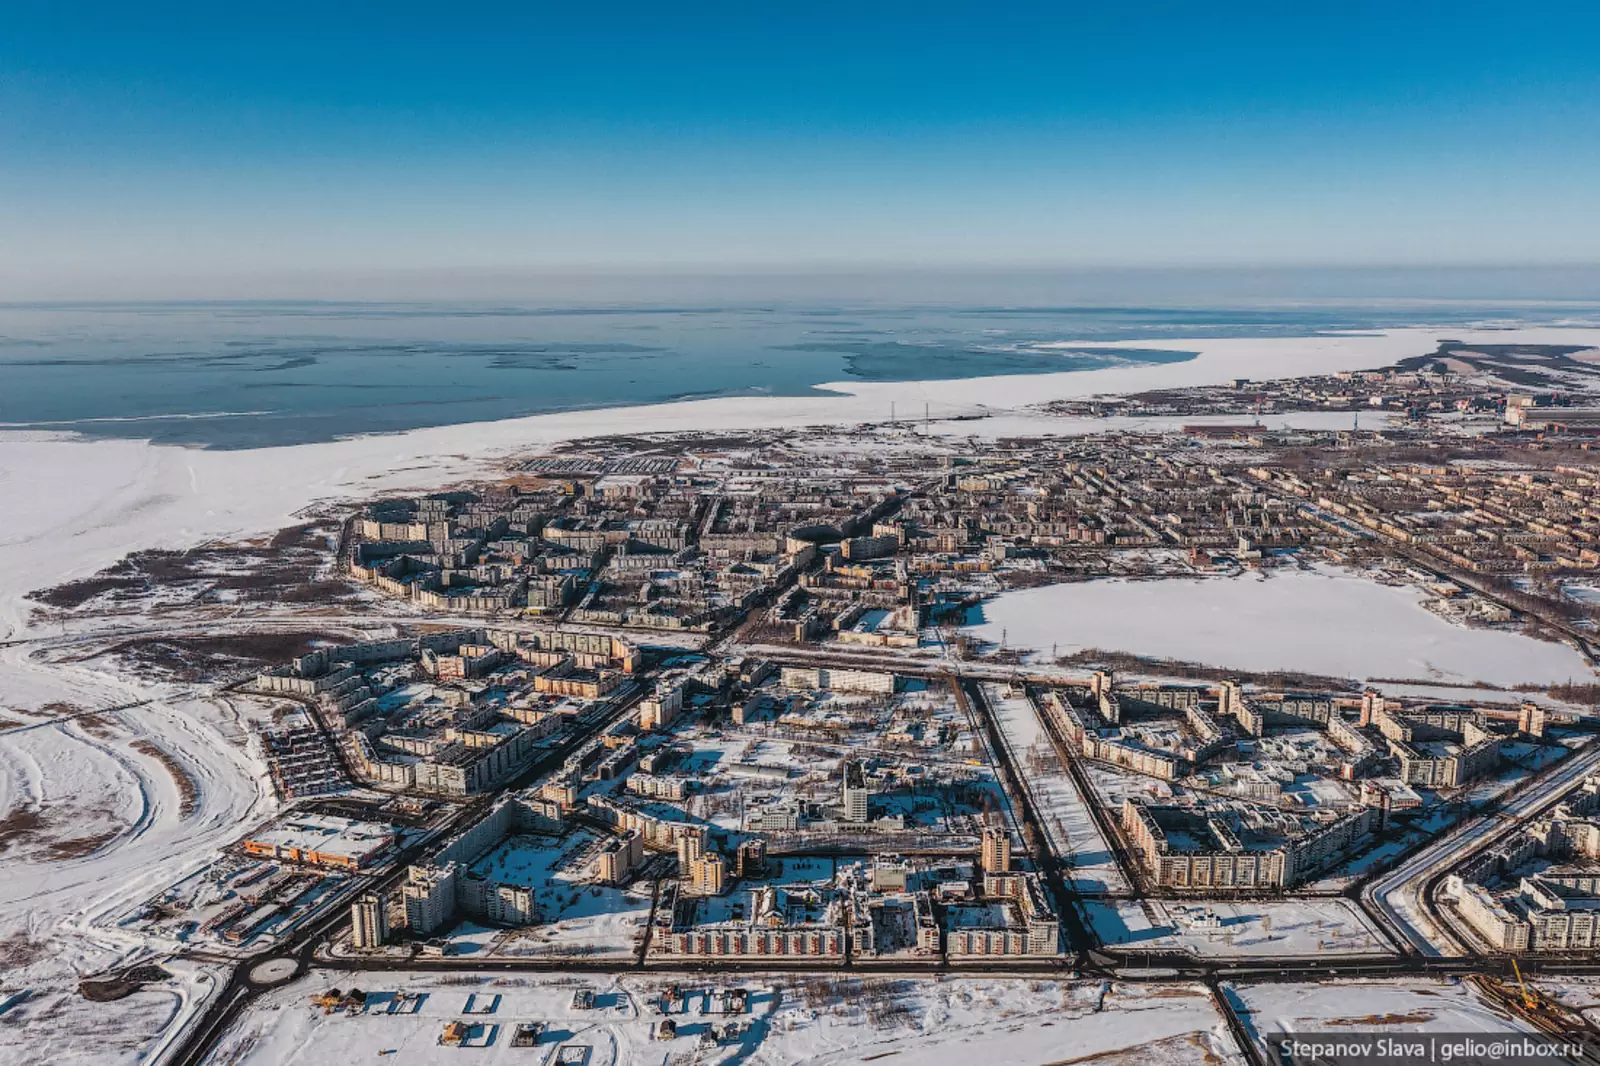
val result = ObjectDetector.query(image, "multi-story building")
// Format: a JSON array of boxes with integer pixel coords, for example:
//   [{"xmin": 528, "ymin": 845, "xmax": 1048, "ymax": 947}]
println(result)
[
  {"xmin": 981, "ymin": 826, "xmax": 1011, "ymax": 874},
  {"xmin": 1121, "ymin": 799, "xmax": 1375, "ymax": 890},
  {"xmin": 626, "ymin": 772, "xmax": 693, "ymax": 800},
  {"xmin": 677, "ymin": 828, "xmax": 705, "ymax": 868},
  {"xmin": 240, "ymin": 813, "xmax": 396, "ymax": 870},
  {"xmin": 588, "ymin": 793, "xmax": 705, "ymax": 851},
  {"xmin": 660, "ymin": 884, "xmax": 847, "ymax": 959},
  {"xmin": 736, "ymin": 838, "xmax": 767, "ymax": 878},
  {"xmin": 1449, "ymin": 873, "xmax": 1600, "ymax": 953},
  {"xmin": 457, "ymin": 873, "xmax": 537, "ymax": 926},
  {"xmin": 840, "ymin": 534, "xmax": 900, "ymax": 561},
  {"xmin": 1375, "ymin": 706, "xmax": 1502, "ymax": 789},
  {"xmin": 638, "ymin": 679, "xmax": 686, "ymax": 731},
  {"xmin": 350, "ymin": 891, "xmax": 389, "ymax": 949},
  {"xmin": 841, "ymin": 760, "xmax": 870, "ymax": 824},
  {"xmin": 1519, "ymin": 700, "xmax": 1549, "ymax": 738},
  {"xmin": 946, "ymin": 873, "xmax": 1061, "ymax": 957},
  {"xmin": 688, "ymin": 851, "xmax": 727, "ymax": 896},
  {"xmin": 781, "ymin": 667, "xmax": 896, "ymax": 695},
  {"xmin": 851, "ymin": 890, "xmax": 940, "ymax": 957},
  {"xmin": 745, "ymin": 803, "xmax": 801, "ymax": 833},
  {"xmin": 402, "ymin": 863, "xmax": 458, "ymax": 936},
  {"xmin": 594, "ymin": 831, "xmax": 644, "ymax": 886},
  {"xmin": 1445, "ymin": 777, "xmax": 1600, "ymax": 954}
]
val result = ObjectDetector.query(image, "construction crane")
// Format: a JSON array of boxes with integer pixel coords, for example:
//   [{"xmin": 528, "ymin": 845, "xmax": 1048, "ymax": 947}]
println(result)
[{"xmin": 1510, "ymin": 958, "xmax": 1540, "ymax": 1011}]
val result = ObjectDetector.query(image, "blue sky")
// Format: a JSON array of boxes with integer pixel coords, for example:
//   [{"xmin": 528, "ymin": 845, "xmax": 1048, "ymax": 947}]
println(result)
[{"xmin": 3, "ymin": 2, "xmax": 1599, "ymax": 296}]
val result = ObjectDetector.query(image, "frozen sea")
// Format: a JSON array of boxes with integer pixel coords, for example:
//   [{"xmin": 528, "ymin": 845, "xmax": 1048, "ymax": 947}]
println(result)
[{"xmin": 4, "ymin": 298, "xmax": 1596, "ymax": 448}]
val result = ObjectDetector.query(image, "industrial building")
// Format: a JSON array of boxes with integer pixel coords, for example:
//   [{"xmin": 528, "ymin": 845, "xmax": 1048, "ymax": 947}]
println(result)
[{"xmin": 240, "ymin": 813, "xmax": 397, "ymax": 871}]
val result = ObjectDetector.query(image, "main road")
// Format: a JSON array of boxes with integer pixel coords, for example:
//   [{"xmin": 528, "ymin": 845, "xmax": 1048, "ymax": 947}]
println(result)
[
  {"xmin": 1363, "ymin": 738, "xmax": 1600, "ymax": 956},
  {"xmin": 162, "ymin": 676, "xmax": 651, "ymax": 1066}
]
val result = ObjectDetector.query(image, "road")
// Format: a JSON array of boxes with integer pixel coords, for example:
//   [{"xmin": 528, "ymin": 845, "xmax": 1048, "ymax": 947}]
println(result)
[
  {"xmin": 161, "ymin": 678, "xmax": 651, "ymax": 1066},
  {"xmin": 958, "ymin": 677, "xmax": 1093, "ymax": 958},
  {"xmin": 1363, "ymin": 738, "xmax": 1600, "ymax": 956},
  {"xmin": 127, "ymin": 593, "xmax": 1600, "ymax": 1064}
]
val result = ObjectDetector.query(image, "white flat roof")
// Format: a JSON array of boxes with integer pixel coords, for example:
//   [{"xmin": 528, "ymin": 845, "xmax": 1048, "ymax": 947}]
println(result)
[{"xmin": 247, "ymin": 812, "xmax": 393, "ymax": 860}]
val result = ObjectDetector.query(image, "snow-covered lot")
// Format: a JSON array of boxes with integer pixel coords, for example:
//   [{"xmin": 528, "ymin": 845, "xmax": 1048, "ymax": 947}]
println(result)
[
  {"xmin": 1531, "ymin": 977, "xmax": 1600, "ymax": 1029},
  {"xmin": 0, "ymin": 958, "xmax": 226, "ymax": 1066},
  {"xmin": 1229, "ymin": 977, "xmax": 1540, "ymax": 1059},
  {"xmin": 965, "ymin": 565, "xmax": 1593, "ymax": 687},
  {"xmin": 1087, "ymin": 899, "xmax": 1393, "ymax": 958},
  {"xmin": 204, "ymin": 971, "xmax": 1242, "ymax": 1066},
  {"xmin": 451, "ymin": 831, "xmax": 655, "ymax": 960},
  {"xmin": 0, "ymin": 647, "xmax": 273, "ymax": 1066}
]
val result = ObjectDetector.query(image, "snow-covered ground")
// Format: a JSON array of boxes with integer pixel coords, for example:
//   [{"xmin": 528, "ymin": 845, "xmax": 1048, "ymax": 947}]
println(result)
[
  {"xmin": 965, "ymin": 565, "xmax": 1594, "ymax": 688},
  {"xmin": 444, "ymin": 831, "xmax": 654, "ymax": 960},
  {"xmin": 0, "ymin": 957, "xmax": 226, "ymax": 1066},
  {"xmin": 203, "ymin": 970, "xmax": 1242, "ymax": 1066},
  {"xmin": 981, "ymin": 684, "xmax": 1130, "ymax": 893},
  {"xmin": 0, "ymin": 552, "xmax": 273, "ymax": 1066},
  {"xmin": 1, "ymin": 325, "xmax": 1597, "ymax": 1065},
  {"xmin": 1363, "ymin": 681, "xmax": 1584, "ymax": 709},
  {"xmin": 1531, "ymin": 977, "xmax": 1600, "ymax": 1029},
  {"xmin": 0, "ymin": 647, "xmax": 274, "ymax": 1066},
  {"xmin": 1229, "ymin": 977, "xmax": 1539, "ymax": 1058},
  {"xmin": 1087, "ymin": 899, "xmax": 1393, "ymax": 958}
]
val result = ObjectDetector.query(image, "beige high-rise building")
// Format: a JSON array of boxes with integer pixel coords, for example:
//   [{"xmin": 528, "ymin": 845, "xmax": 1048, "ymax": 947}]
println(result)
[
  {"xmin": 981, "ymin": 826, "xmax": 1011, "ymax": 874},
  {"xmin": 677, "ymin": 828, "xmax": 706, "ymax": 868},
  {"xmin": 1359, "ymin": 688, "xmax": 1384, "ymax": 728},
  {"xmin": 690, "ymin": 851, "xmax": 727, "ymax": 896},
  {"xmin": 1519, "ymin": 700, "xmax": 1548, "ymax": 738},
  {"xmin": 595, "ymin": 830, "xmax": 644, "ymax": 886},
  {"xmin": 351, "ymin": 890, "xmax": 390, "ymax": 949},
  {"xmin": 1217, "ymin": 679, "xmax": 1243, "ymax": 720}
]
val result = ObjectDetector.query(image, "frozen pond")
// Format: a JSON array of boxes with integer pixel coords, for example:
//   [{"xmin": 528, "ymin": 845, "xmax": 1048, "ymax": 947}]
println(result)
[{"xmin": 964, "ymin": 566, "xmax": 1594, "ymax": 688}]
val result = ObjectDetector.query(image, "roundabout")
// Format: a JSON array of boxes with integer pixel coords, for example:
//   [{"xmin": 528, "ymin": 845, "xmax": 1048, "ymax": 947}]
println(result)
[{"xmin": 247, "ymin": 957, "xmax": 299, "ymax": 986}]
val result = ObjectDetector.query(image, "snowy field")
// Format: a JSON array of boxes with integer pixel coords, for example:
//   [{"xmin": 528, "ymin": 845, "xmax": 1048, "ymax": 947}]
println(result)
[
  {"xmin": 1229, "ymin": 978, "xmax": 1540, "ymax": 1057},
  {"xmin": 981, "ymin": 684, "xmax": 1130, "ymax": 893},
  {"xmin": 1532, "ymin": 977, "xmax": 1600, "ymax": 1029},
  {"xmin": 0, "ymin": 958, "xmax": 226, "ymax": 1066},
  {"xmin": 965, "ymin": 565, "xmax": 1594, "ymax": 688},
  {"xmin": 203, "ymin": 970, "xmax": 1242, "ymax": 1066},
  {"xmin": 1088, "ymin": 899, "xmax": 1394, "ymax": 958},
  {"xmin": 0, "ymin": 645, "xmax": 273, "ymax": 1066},
  {"xmin": 1367, "ymin": 681, "xmax": 1584, "ymax": 709}
]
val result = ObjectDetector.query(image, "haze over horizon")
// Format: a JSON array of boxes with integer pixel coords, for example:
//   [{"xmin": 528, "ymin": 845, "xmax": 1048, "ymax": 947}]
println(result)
[{"xmin": 4, "ymin": 2, "xmax": 1600, "ymax": 300}]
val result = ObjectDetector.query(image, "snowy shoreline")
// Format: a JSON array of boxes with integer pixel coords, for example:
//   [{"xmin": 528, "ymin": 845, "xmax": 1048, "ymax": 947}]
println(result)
[{"xmin": 7, "ymin": 324, "xmax": 1600, "ymax": 642}]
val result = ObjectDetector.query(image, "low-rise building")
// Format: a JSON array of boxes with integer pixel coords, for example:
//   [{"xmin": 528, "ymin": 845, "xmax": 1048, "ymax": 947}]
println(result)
[{"xmin": 241, "ymin": 813, "xmax": 396, "ymax": 870}]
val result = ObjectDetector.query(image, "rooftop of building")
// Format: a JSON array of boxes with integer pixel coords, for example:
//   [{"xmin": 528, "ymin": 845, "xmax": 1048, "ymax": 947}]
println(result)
[{"xmin": 245, "ymin": 812, "xmax": 395, "ymax": 860}]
